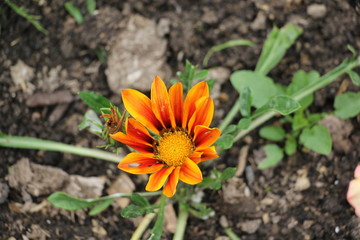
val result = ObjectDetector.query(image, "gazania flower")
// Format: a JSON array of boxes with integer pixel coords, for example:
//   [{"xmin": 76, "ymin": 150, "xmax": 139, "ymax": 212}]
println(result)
[{"xmin": 110, "ymin": 76, "xmax": 221, "ymax": 197}]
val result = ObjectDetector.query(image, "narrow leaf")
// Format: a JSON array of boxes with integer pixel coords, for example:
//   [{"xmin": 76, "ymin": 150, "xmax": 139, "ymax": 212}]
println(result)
[
  {"xmin": 285, "ymin": 137, "xmax": 297, "ymax": 155},
  {"xmin": 258, "ymin": 144, "xmax": 284, "ymax": 170},
  {"xmin": 89, "ymin": 199, "xmax": 113, "ymax": 216},
  {"xmin": 237, "ymin": 118, "xmax": 252, "ymax": 130},
  {"xmin": 220, "ymin": 167, "xmax": 237, "ymax": 181},
  {"xmin": 149, "ymin": 195, "xmax": 166, "ymax": 240},
  {"xmin": 254, "ymin": 95, "xmax": 301, "ymax": 116},
  {"xmin": 86, "ymin": 0, "xmax": 96, "ymax": 14},
  {"xmin": 64, "ymin": 2, "xmax": 84, "ymax": 24},
  {"xmin": 48, "ymin": 192, "xmax": 94, "ymax": 210},
  {"xmin": 348, "ymin": 70, "xmax": 360, "ymax": 86},
  {"xmin": 255, "ymin": 24, "xmax": 303, "ymax": 75},
  {"xmin": 131, "ymin": 193, "xmax": 150, "ymax": 207},
  {"xmin": 239, "ymin": 87, "xmax": 252, "ymax": 117},
  {"xmin": 121, "ymin": 204, "xmax": 146, "ymax": 218}
]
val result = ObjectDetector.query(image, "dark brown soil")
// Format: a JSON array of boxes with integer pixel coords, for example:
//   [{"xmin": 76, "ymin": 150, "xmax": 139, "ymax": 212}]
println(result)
[{"xmin": 1, "ymin": 0, "xmax": 360, "ymax": 239}]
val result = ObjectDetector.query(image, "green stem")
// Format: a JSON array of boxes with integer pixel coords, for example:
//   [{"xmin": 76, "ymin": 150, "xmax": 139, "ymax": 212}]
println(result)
[
  {"xmin": 218, "ymin": 99, "xmax": 240, "ymax": 132},
  {"xmin": 232, "ymin": 55, "xmax": 360, "ymax": 142},
  {"xmin": 224, "ymin": 228, "xmax": 242, "ymax": 240},
  {"xmin": 131, "ymin": 212, "xmax": 157, "ymax": 240},
  {"xmin": 173, "ymin": 203, "xmax": 189, "ymax": 240},
  {"xmin": 0, "ymin": 134, "xmax": 121, "ymax": 163}
]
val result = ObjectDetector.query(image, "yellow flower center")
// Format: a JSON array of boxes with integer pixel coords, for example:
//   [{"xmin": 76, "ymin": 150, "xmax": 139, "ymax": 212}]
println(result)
[{"xmin": 155, "ymin": 130, "xmax": 195, "ymax": 167}]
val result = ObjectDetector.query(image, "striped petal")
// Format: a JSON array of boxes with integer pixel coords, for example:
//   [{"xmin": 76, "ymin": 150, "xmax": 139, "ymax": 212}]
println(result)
[
  {"xmin": 188, "ymin": 151, "xmax": 203, "ymax": 164},
  {"xmin": 169, "ymin": 82, "xmax": 183, "ymax": 127},
  {"xmin": 179, "ymin": 158, "xmax": 203, "ymax": 184},
  {"xmin": 197, "ymin": 146, "xmax": 218, "ymax": 163},
  {"xmin": 163, "ymin": 167, "xmax": 181, "ymax": 197},
  {"xmin": 151, "ymin": 76, "xmax": 176, "ymax": 129},
  {"xmin": 182, "ymin": 81, "xmax": 209, "ymax": 129},
  {"xmin": 187, "ymin": 97, "xmax": 214, "ymax": 134},
  {"xmin": 146, "ymin": 167, "xmax": 175, "ymax": 191},
  {"xmin": 118, "ymin": 153, "xmax": 164, "ymax": 174},
  {"xmin": 110, "ymin": 131, "xmax": 153, "ymax": 153},
  {"xmin": 193, "ymin": 125, "xmax": 221, "ymax": 150},
  {"xmin": 122, "ymin": 89, "xmax": 162, "ymax": 135},
  {"xmin": 127, "ymin": 118, "xmax": 154, "ymax": 144}
]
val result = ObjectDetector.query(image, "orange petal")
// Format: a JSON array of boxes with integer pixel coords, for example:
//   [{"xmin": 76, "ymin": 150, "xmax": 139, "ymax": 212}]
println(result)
[
  {"xmin": 188, "ymin": 151, "xmax": 203, "ymax": 164},
  {"xmin": 193, "ymin": 125, "xmax": 221, "ymax": 150},
  {"xmin": 151, "ymin": 76, "xmax": 176, "ymax": 129},
  {"xmin": 198, "ymin": 146, "xmax": 218, "ymax": 163},
  {"xmin": 179, "ymin": 158, "xmax": 203, "ymax": 184},
  {"xmin": 146, "ymin": 166, "xmax": 175, "ymax": 191},
  {"xmin": 169, "ymin": 82, "xmax": 183, "ymax": 127},
  {"xmin": 122, "ymin": 89, "xmax": 162, "ymax": 135},
  {"xmin": 347, "ymin": 178, "xmax": 360, "ymax": 217},
  {"xmin": 127, "ymin": 118, "xmax": 154, "ymax": 144},
  {"xmin": 187, "ymin": 97, "xmax": 214, "ymax": 134},
  {"xmin": 182, "ymin": 81, "xmax": 209, "ymax": 129},
  {"xmin": 118, "ymin": 153, "xmax": 164, "ymax": 174},
  {"xmin": 110, "ymin": 131, "xmax": 153, "ymax": 153},
  {"xmin": 163, "ymin": 167, "xmax": 181, "ymax": 197}
]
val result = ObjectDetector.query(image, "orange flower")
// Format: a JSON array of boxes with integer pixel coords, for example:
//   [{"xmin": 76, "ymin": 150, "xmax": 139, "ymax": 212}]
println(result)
[{"xmin": 110, "ymin": 76, "xmax": 221, "ymax": 197}]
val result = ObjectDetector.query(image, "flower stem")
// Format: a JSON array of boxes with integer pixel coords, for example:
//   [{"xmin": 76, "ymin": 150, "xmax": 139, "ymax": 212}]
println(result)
[
  {"xmin": 0, "ymin": 134, "xmax": 121, "ymax": 163},
  {"xmin": 130, "ymin": 212, "xmax": 157, "ymax": 240},
  {"xmin": 173, "ymin": 203, "xmax": 189, "ymax": 240},
  {"xmin": 218, "ymin": 99, "xmax": 240, "ymax": 132}
]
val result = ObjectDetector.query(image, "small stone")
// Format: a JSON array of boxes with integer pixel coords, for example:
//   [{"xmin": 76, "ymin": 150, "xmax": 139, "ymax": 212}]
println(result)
[
  {"xmin": 164, "ymin": 204, "xmax": 177, "ymax": 233},
  {"xmin": 219, "ymin": 215, "xmax": 229, "ymax": 228},
  {"xmin": 63, "ymin": 175, "xmax": 107, "ymax": 199},
  {"xmin": 294, "ymin": 176, "xmax": 311, "ymax": 191},
  {"xmin": 10, "ymin": 60, "xmax": 35, "ymax": 94},
  {"xmin": 262, "ymin": 213, "xmax": 270, "ymax": 224},
  {"xmin": 250, "ymin": 11, "xmax": 267, "ymax": 31},
  {"xmin": 0, "ymin": 182, "xmax": 10, "ymax": 204},
  {"xmin": 106, "ymin": 14, "xmax": 171, "ymax": 92},
  {"xmin": 238, "ymin": 219, "xmax": 262, "ymax": 234},
  {"xmin": 307, "ymin": 4, "xmax": 327, "ymax": 19}
]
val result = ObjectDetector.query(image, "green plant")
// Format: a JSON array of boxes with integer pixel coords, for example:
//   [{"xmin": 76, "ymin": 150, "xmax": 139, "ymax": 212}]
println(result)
[{"xmin": 64, "ymin": 0, "xmax": 96, "ymax": 25}]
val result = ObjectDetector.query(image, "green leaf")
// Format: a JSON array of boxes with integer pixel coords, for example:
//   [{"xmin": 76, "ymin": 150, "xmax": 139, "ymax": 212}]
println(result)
[
  {"xmin": 131, "ymin": 193, "xmax": 150, "ymax": 207},
  {"xmin": 347, "ymin": 44, "xmax": 356, "ymax": 56},
  {"xmin": 255, "ymin": 24, "xmax": 303, "ymax": 75},
  {"xmin": 284, "ymin": 137, "xmax": 297, "ymax": 155},
  {"xmin": 193, "ymin": 70, "xmax": 209, "ymax": 81},
  {"xmin": 48, "ymin": 192, "xmax": 94, "ymax": 210},
  {"xmin": 258, "ymin": 144, "xmax": 284, "ymax": 170},
  {"xmin": 220, "ymin": 167, "xmax": 237, "ymax": 181},
  {"xmin": 78, "ymin": 109, "xmax": 103, "ymax": 134},
  {"xmin": 86, "ymin": 0, "xmax": 96, "ymax": 14},
  {"xmin": 5, "ymin": 0, "xmax": 48, "ymax": 35},
  {"xmin": 237, "ymin": 118, "xmax": 252, "ymax": 130},
  {"xmin": 292, "ymin": 110, "xmax": 308, "ymax": 131},
  {"xmin": 148, "ymin": 195, "xmax": 166, "ymax": 240},
  {"xmin": 89, "ymin": 199, "xmax": 113, "ymax": 216},
  {"xmin": 64, "ymin": 2, "xmax": 84, "ymax": 24},
  {"xmin": 348, "ymin": 70, "xmax": 360, "ymax": 86},
  {"xmin": 239, "ymin": 87, "xmax": 252, "ymax": 117},
  {"xmin": 254, "ymin": 95, "xmax": 301, "ymax": 117},
  {"xmin": 203, "ymin": 39, "xmax": 254, "ymax": 66},
  {"xmin": 230, "ymin": 70, "xmax": 278, "ymax": 108},
  {"xmin": 78, "ymin": 91, "xmax": 111, "ymax": 113},
  {"xmin": 300, "ymin": 125, "xmax": 332, "ymax": 155},
  {"xmin": 287, "ymin": 70, "xmax": 320, "ymax": 110},
  {"xmin": 188, "ymin": 202, "xmax": 214, "ymax": 220},
  {"xmin": 216, "ymin": 135, "xmax": 234, "ymax": 150},
  {"xmin": 121, "ymin": 204, "xmax": 147, "ymax": 218},
  {"xmin": 199, "ymin": 167, "xmax": 236, "ymax": 190},
  {"xmin": 222, "ymin": 125, "xmax": 237, "ymax": 135},
  {"xmin": 259, "ymin": 126, "xmax": 286, "ymax": 141},
  {"xmin": 206, "ymin": 79, "xmax": 215, "ymax": 91},
  {"xmin": 334, "ymin": 92, "xmax": 360, "ymax": 119}
]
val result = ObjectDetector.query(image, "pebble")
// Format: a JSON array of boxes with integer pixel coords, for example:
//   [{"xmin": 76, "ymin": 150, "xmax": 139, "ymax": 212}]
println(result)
[
  {"xmin": 307, "ymin": 4, "xmax": 327, "ymax": 19},
  {"xmin": 0, "ymin": 182, "xmax": 9, "ymax": 204}
]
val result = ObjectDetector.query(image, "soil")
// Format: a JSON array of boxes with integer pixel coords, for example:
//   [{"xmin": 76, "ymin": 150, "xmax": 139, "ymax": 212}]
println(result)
[{"xmin": 1, "ymin": 0, "xmax": 360, "ymax": 239}]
